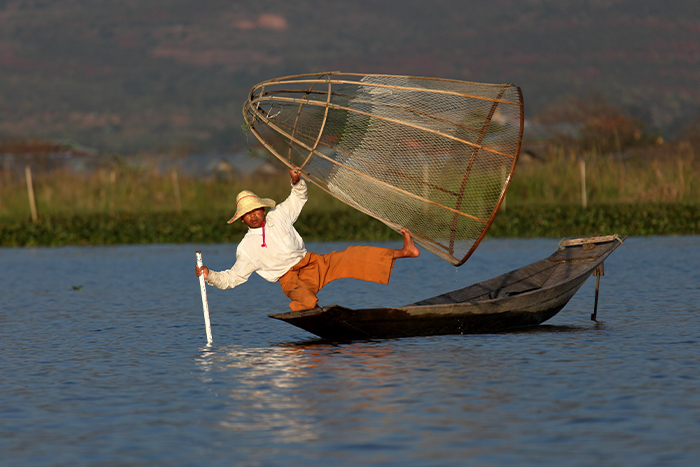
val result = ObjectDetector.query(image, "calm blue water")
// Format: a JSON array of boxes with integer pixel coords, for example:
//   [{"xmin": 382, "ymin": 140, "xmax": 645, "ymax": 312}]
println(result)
[{"xmin": 1, "ymin": 236, "xmax": 699, "ymax": 466}]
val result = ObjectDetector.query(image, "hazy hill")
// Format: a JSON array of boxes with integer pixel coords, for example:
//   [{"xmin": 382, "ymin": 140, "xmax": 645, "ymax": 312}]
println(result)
[{"xmin": 1, "ymin": 0, "xmax": 699, "ymax": 153}]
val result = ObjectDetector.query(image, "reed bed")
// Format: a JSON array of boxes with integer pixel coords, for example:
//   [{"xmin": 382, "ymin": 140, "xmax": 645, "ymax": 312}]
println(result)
[
  {"xmin": 1, "ymin": 150, "xmax": 699, "ymax": 246},
  {"xmin": 506, "ymin": 150, "xmax": 700, "ymax": 206}
]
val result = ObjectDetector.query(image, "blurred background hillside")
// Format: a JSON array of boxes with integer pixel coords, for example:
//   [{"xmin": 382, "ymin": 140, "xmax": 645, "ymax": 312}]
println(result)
[{"xmin": 2, "ymin": 0, "xmax": 700, "ymax": 154}]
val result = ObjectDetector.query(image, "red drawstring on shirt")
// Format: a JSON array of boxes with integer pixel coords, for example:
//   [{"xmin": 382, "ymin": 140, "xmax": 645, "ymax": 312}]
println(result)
[{"xmin": 261, "ymin": 220, "xmax": 267, "ymax": 247}]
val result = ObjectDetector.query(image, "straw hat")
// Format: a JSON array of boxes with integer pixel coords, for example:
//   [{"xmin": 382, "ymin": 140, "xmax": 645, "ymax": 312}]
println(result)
[{"xmin": 227, "ymin": 190, "xmax": 276, "ymax": 223}]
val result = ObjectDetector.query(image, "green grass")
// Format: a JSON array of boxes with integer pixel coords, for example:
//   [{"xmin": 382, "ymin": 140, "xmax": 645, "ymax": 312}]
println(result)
[
  {"xmin": 2, "ymin": 204, "xmax": 698, "ymax": 247},
  {"xmin": 489, "ymin": 203, "xmax": 700, "ymax": 238}
]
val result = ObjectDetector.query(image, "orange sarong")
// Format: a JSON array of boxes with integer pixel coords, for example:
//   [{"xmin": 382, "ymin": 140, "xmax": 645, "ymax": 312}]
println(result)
[{"xmin": 277, "ymin": 246, "xmax": 396, "ymax": 311}]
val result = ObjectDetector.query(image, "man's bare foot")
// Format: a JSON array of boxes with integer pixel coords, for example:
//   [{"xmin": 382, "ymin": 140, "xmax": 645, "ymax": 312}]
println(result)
[{"xmin": 394, "ymin": 229, "xmax": 420, "ymax": 259}]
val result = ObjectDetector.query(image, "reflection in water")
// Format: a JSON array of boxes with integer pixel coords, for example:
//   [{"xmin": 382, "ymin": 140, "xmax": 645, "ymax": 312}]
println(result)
[
  {"xmin": 193, "ymin": 337, "xmax": 528, "ymax": 456},
  {"xmin": 195, "ymin": 341, "xmax": 412, "ymax": 444},
  {"xmin": 196, "ymin": 344, "xmax": 315, "ymax": 442}
]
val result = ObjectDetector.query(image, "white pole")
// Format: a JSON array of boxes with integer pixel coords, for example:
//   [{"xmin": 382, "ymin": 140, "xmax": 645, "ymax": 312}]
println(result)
[
  {"xmin": 579, "ymin": 159, "xmax": 587, "ymax": 209},
  {"xmin": 109, "ymin": 170, "xmax": 116, "ymax": 215},
  {"xmin": 196, "ymin": 251, "xmax": 213, "ymax": 344},
  {"xmin": 171, "ymin": 169, "xmax": 182, "ymax": 214},
  {"xmin": 25, "ymin": 165, "xmax": 38, "ymax": 222}
]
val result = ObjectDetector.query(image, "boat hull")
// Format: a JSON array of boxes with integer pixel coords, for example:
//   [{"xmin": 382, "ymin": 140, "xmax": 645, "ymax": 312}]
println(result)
[{"xmin": 269, "ymin": 235, "xmax": 625, "ymax": 340}]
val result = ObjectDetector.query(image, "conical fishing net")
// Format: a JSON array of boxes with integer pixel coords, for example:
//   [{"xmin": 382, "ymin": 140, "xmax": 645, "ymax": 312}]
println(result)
[{"xmin": 242, "ymin": 72, "xmax": 523, "ymax": 266}]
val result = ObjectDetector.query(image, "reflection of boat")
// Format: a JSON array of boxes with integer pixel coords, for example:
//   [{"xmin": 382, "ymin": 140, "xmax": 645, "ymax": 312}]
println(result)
[{"xmin": 269, "ymin": 235, "xmax": 626, "ymax": 340}]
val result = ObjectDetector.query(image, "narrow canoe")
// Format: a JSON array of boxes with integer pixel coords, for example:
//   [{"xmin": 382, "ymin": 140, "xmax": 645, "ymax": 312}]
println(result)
[{"xmin": 269, "ymin": 235, "xmax": 626, "ymax": 340}]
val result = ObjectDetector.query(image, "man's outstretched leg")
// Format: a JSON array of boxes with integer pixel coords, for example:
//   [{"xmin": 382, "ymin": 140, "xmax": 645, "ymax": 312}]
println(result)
[
  {"xmin": 279, "ymin": 230, "xmax": 420, "ymax": 312},
  {"xmin": 314, "ymin": 229, "xmax": 419, "ymax": 290}
]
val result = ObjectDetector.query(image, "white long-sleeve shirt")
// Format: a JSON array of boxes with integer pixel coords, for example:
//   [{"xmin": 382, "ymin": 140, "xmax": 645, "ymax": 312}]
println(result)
[{"xmin": 205, "ymin": 180, "xmax": 308, "ymax": 290}]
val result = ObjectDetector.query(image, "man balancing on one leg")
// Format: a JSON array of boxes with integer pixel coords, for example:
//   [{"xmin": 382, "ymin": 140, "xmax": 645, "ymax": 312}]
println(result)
[{"xmin": 195, "ymin": 168, "xmax": 420, "ymax": 312}]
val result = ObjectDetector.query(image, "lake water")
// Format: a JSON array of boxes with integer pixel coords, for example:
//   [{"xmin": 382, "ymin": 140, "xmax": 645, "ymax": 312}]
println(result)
[{"xmin": 2, "ymin": 236, "xmax": 699, "ymax": 466}]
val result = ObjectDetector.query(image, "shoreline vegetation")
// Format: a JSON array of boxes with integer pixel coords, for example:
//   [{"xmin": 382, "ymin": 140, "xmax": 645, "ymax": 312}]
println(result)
[
  {"xmin": 1, "ymin": 147, "xmax": 699, "ymax": 246},
  {"xmin": 1, "ymin": 204, "xmax": 698, "ymax": 247}
]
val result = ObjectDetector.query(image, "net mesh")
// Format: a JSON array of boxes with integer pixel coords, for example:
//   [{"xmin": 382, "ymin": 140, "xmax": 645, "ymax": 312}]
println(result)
[{"xmin": 243, "ymin": 72, "xmax": 523, "ymax": 266}]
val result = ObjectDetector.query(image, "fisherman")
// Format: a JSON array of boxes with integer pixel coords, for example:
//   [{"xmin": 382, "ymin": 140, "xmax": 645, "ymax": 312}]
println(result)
[{"xmin": 195, "ymin": 168, "xmax": 420, "ymax": 312}]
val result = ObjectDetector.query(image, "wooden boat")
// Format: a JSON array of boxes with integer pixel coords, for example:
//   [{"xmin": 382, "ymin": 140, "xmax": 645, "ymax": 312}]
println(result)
[{"xmin": 269, "ymin": 235, "xmax": 626, "ymax": 340}]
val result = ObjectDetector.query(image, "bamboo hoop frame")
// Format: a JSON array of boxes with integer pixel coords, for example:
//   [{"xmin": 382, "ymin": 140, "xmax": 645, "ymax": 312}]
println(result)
[
  {"xmin": 249, "ymin": 110, "xmax": 489, "ymax": 223},
  {"xmin": 242, "ymin": 72, "xmax": 523, "ymax": 266},
  {"xmin": 248, "ymin": 94, "xmax": 517, "ymax": 159}
]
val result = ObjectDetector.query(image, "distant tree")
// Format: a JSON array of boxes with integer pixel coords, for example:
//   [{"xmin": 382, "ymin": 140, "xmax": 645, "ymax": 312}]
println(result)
[{"xmin": 540, "ymin": 92, "xmax": 647, "ymax": 155}]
